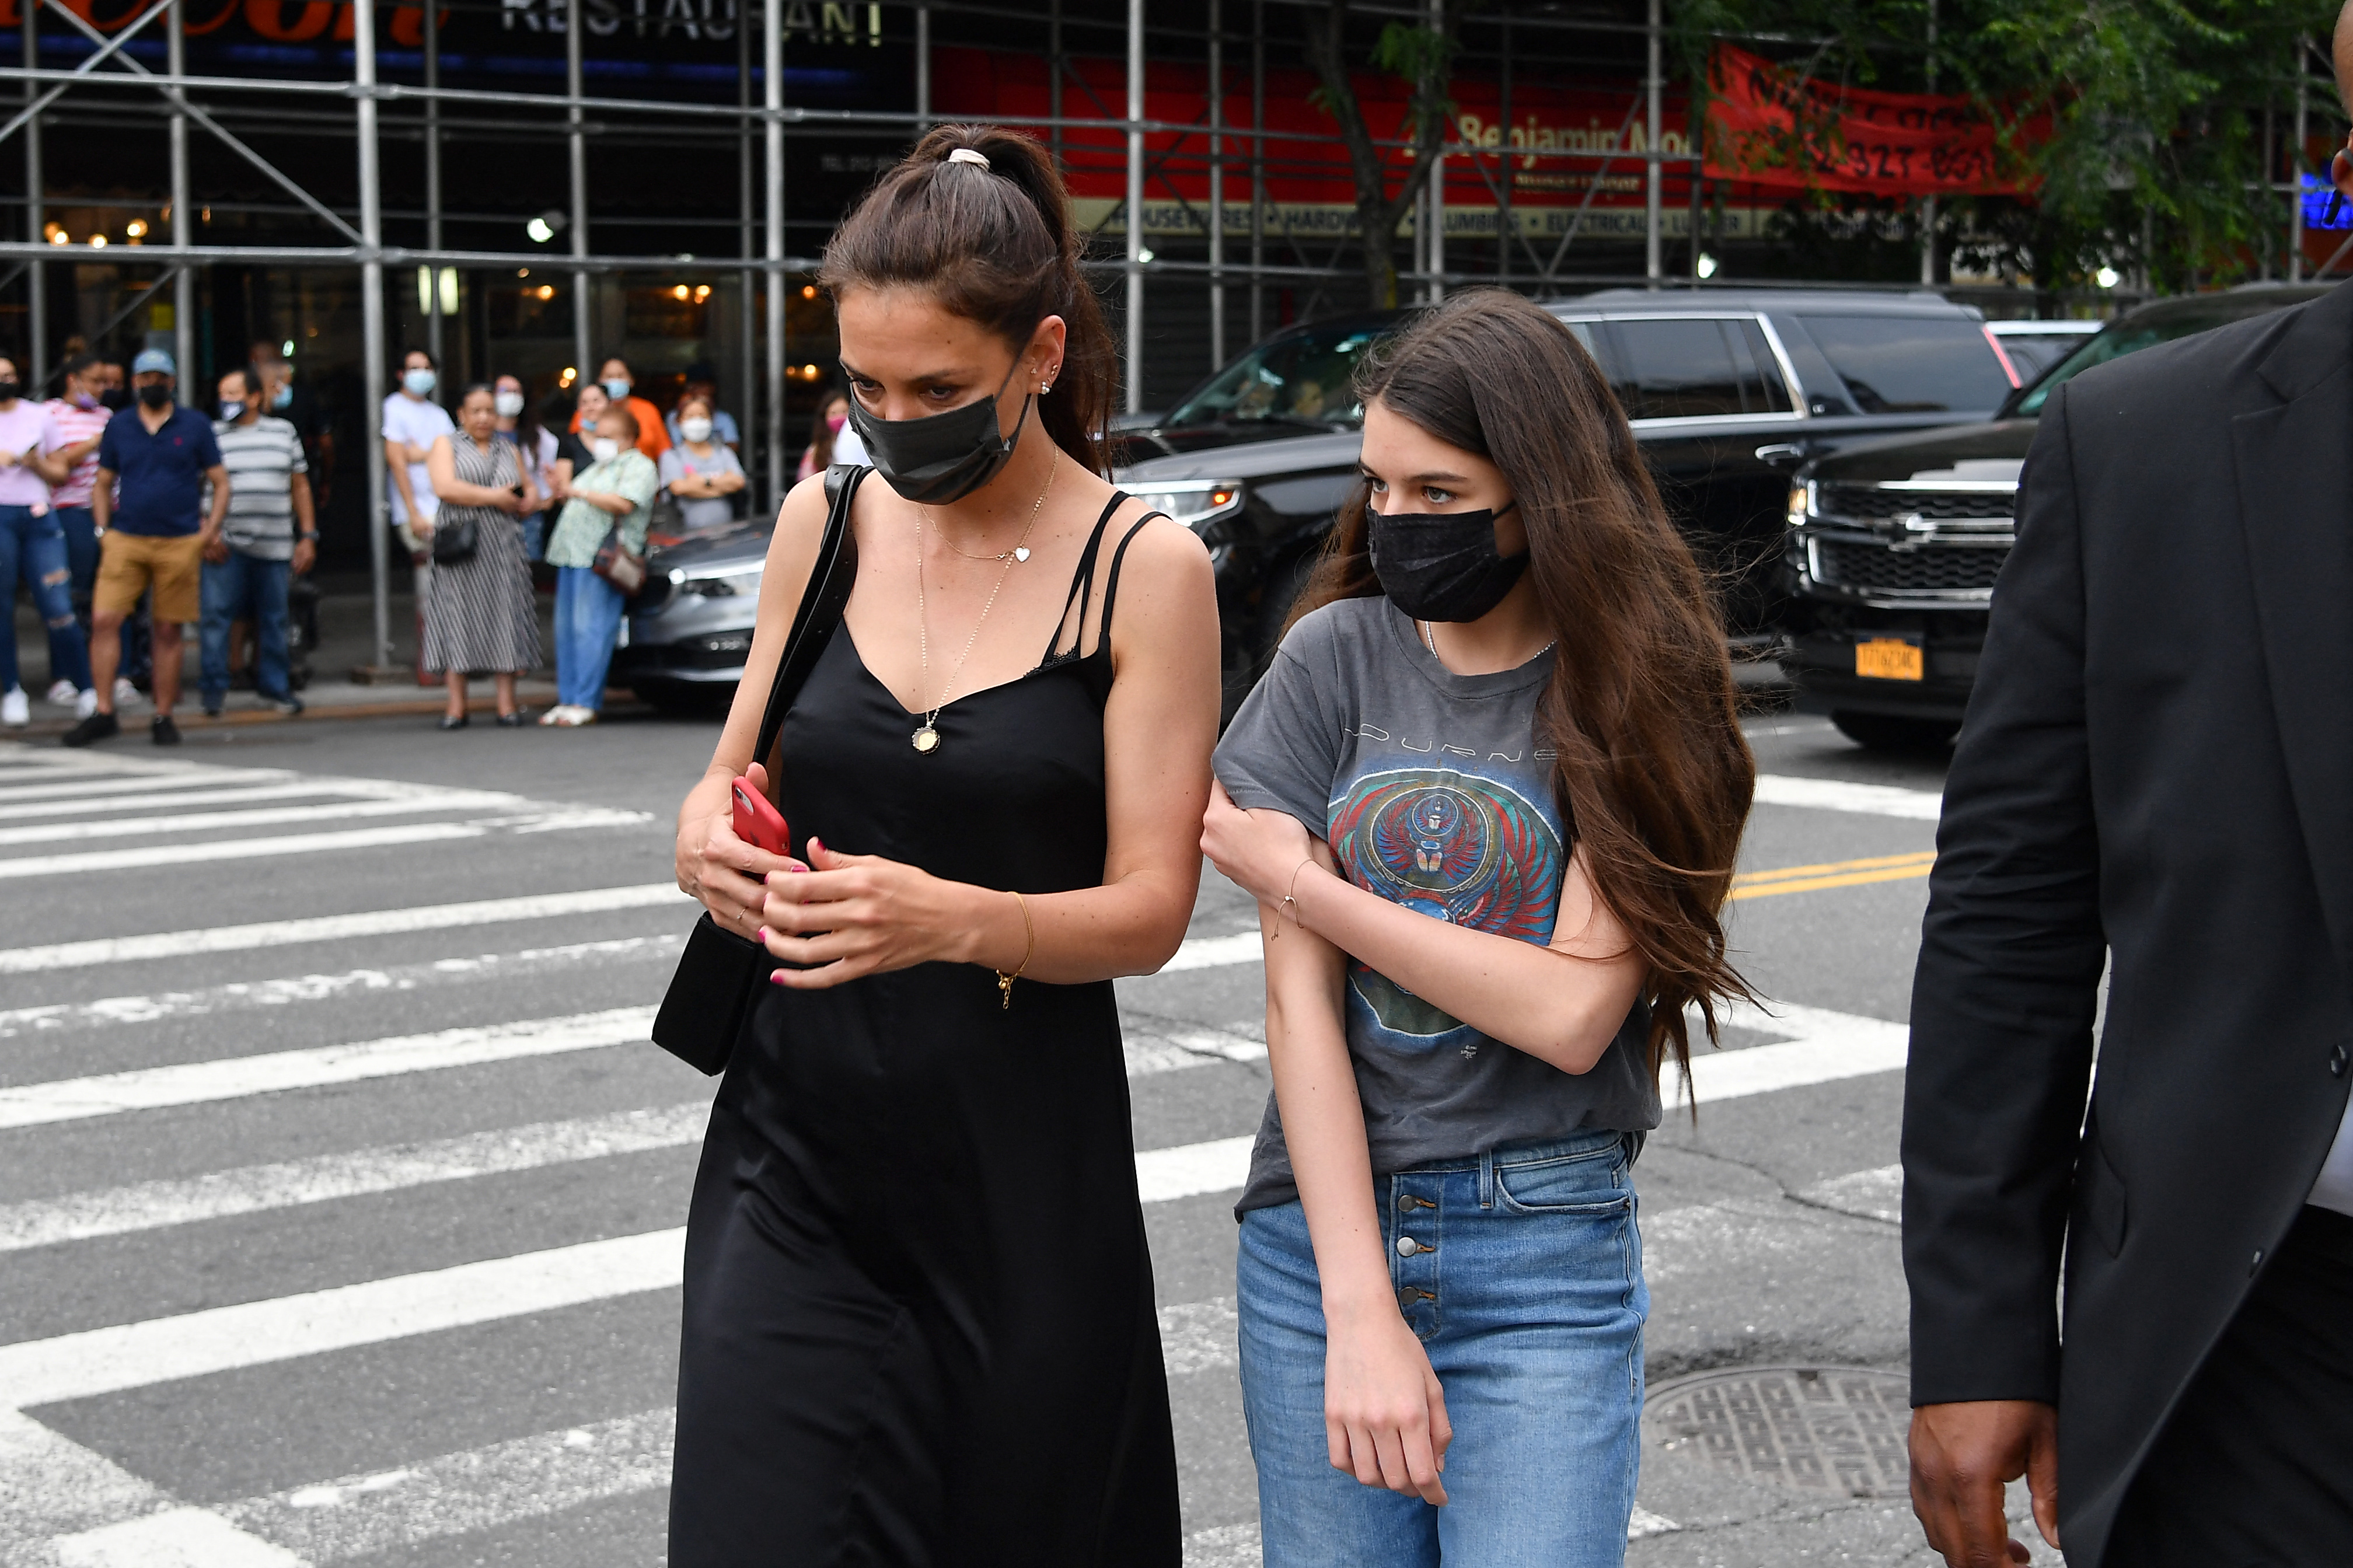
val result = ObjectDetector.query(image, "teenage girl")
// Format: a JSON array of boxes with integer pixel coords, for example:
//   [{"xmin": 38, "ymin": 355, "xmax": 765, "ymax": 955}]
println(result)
[{"xmin": 1202, "ymin": 288, "xmax": 1755, "ymax": 1566}]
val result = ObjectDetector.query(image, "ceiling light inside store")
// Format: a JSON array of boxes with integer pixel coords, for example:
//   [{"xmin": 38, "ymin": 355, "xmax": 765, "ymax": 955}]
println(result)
[
  {"xmin": 1137, "ymin": 248, "xmax": 1154, "ymax": 264},
  {"xmin": 535, "ymin": 284, "xmax": 556, "ymax": 301},
  {"xmin": 282, "ymin": 340, "xmax": 295, "ymax": 357},
  {"xmin": 2095, "ymin": 266, "xmax": 2120, "ymax": 288},
  {"xmin": 694, "ymin": 285, "xmax": 710, "ymax": 301},
  {"xmin": 517, "ymin": 267, "xmax": 530, "ymax": 278},
  {"xmin": 87, "ymin": 235, "xmax": 105, "ymax": 248},
  {"xmin": 527, "ymin": 209, "xmax": 568, "ymax": 245},
  {"xmin": 125, "ymin": 220, "xmax": 145, "ymax": 239},
  {"xmin": 801, "ymin": 285, "xmax": 816, "ymax": 299},
  {"xmin": 44, "ymin": 228, "xmax": 64, "ymax": 246},
  {"xmin": 559, "ymin": 367, "xmax": 577, "ymax": 387},
  {"xmin": 673, "ymin": 285, "xmax": 690, "ymax": 301}
]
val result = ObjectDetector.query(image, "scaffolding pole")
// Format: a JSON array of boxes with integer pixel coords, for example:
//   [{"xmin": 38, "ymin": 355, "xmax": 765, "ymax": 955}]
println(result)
[
  {"xmin": 739, "ymin": 2, "xmax": 757, "ymax": 504},
  {"xmin": 1124, "ymin": 0, "xmax": 1143, "ymax": 414},
  {"xmin": 765, "ymin": 0, "xmax": 787, "ymax": 512},
  {"xmin": 355, "ymin": 0, "xmax": 389, "ymax": 672},
  {"xmin": 167, "ymin": 0, "xmax": 192, "ymax": 383},
  {"xmin": 424, "ymin": 0, "xmax": 442, "ymax": 366},
  {"xmin": 21, "ymin": 0, "xmax": 39, "ymax": 389},
  {"xmin": 1249, "ymin": 0, "xmax": 1262, "ymax": 342},
  {"xmin": 1207, "ymin": 0, "xmax": 1223, "ymax": 368},
  {"xmin": 1919, "ymin": 0, "xmax": 1936, "ymax": 287},
  {"xmin": 567, "ymin": 0, "xmax": 589, "ymax": 378},
  {"xmin": 2292, "ymin": 36, "xmax": 2308, "ymax": 283},
  {"xmin": 915, "ymin": 6, "xmax": 930, "ymax": 134},
  {"xmin": 1425, "ymin": 0, "xmax": 1443, "ymax": 302},
  {"xmin": 1643, "ymin": 0, "xmax": 1660, "ymax": 287}
]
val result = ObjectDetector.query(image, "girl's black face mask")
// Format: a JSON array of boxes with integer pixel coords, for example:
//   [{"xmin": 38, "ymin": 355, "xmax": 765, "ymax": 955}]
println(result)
[
  {"xmin": 844, "ymin": 361, "xmax": 1029, "ymax": 505},
  {"xmin": 1367, "ymin": 500, "xmax": 1527, "ymax": 623}
]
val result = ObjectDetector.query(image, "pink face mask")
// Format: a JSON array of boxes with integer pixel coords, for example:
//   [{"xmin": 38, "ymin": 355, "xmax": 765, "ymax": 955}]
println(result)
[{"xmin": 825, "ymin": 413, "xmax": 846, "ymax": 434}]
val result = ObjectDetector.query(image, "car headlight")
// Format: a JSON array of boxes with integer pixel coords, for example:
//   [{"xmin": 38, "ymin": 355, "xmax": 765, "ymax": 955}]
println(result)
[
  {"xmin": 667, "ymin": 561, "xmax": 764, "ymax": 597},
  {"xmin": 1787, "ymin": 481, "xmax": 1813, "ymax": 529},
  {"xmin": 1125, "ymin": 481, "xmax": 1246, "ymax": 535}
]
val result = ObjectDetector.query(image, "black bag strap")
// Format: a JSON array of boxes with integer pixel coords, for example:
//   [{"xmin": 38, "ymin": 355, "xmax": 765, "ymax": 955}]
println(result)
[{"xmin": 752, "ymin": 463, "xmax": 868, "ymax": 805}]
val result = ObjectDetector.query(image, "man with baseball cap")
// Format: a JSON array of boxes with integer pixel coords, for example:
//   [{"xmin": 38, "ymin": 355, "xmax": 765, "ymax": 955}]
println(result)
[{"xmin": 62, "ymin": 348, "xmax": 229, "ymax": 746}]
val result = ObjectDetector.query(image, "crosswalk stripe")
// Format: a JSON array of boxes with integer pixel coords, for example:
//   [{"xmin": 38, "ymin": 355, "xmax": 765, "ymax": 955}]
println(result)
[
  {"xmin": 50, "ymin": 1506, "xmax": 303, "ymax": 1566},
  {"xmin": 0, "ymin": 1008, "xmax": 658, "ymax": 1132},
  {"xmin": 0, "ymin": 792, "xmax": 535, "ymax": 848},
  {"xmin": 0, "ymin": 778, "xmax": 518, "ymax": 823},
  {"xmin": 0, "ymin": 767, "xmax": 295, "ymax": 806},
  {"xmin": 0, "ymin": 1409, "xmax": 174, "ymax": 1546},
  {"xmin": 0, "ymin": 1105, "xmax": 711, "ymax": 1252},
  {"xmin": 1158, "ymin": 932, "xmax": 1263, "ymax": 972},
  {"xmin": 0, "ymin": 1228, "xmax": 687, "ymax": 1409},
  {"xmin": 1752, "ymin": 773, "xmax": 1943, "ymax": 820},
  {"xmin": 0, "ymin": 808, "xmax": 651, "ymax": 881},
  {"xmin": 0, "ymin": 937, "xmax": 684, "ymax": 1042},
  {"xmin": 1675, "ymin": 1001, "xmax": 1908, "ymax": 1106},
  {"xmin": 0, "ymin": 885, "xmax": 689, "ymax": 973},
  {"xmin": 1137, "ymin": 1136, "xmax": 1255, "ymax": 1203}
]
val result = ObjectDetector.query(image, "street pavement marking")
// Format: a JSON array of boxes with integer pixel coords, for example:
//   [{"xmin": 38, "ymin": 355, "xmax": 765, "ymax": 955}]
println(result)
[
  {"xmin": 50, "ymin": 1506, "xmax": 304, "ymax": 1566},
  {"xmin": 0, "ymin": 885, "xmax": 689, "ymax": 973},
  {"xmin": 0, "ymin": 777, "xmax": 535, "ymax": 823},
  {"xmin": 0, "ymin": 1408, "xmax": 176, "ymax": 1545},
  {"xmin": 0, "ymin": 1228, "xmax": 689, "ymax": 1409},
  {"xmin": 0, "ymin": 1008, "xmax": 658, "ymax": 1132},
  {"xmin": 0, "ymin": 1105, "xmax": 711, "ymax": 1252},
  {"xmin": 0, "ymin": 937, "xmax": 686, "ymax": 1040},
  {"xmin": 1752, "ymin": 773, "xmax": 1943, "ymax": 820},
  {"xmin": 1159, "ymin": 932, "xmax": 1264, "ymax": 972},
  {"xmin": 1730, "ymin": 849, "xmax": 1937, "ymax": 900},
  {"xmin": 0, "ymin": 767, "xmax": 296, "ymax": 806},
  {"xmin": 0, "ymin": 792, "xmax": 541, "ymax": 848},
  {"xmin": 0, "ymin": 822, "xmax": 490, "ymax": 879},
  {"xmin": 1675, "ymin": 1000, "xmax": 1908, "ymax": 1107},
  {"xmin": 1136, "ymin": 1136, "xmax": 1257, "ymax": 1203}
]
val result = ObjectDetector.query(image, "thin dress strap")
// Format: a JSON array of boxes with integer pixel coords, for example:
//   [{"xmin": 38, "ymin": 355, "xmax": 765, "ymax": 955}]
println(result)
[
  {"xmin": 1090, "ymin": 511, "xmax": 1165, "ymax": 657},
  {"xmin": 1043, "ymin": 494, "xmax": 1127, "ymax": 664}
]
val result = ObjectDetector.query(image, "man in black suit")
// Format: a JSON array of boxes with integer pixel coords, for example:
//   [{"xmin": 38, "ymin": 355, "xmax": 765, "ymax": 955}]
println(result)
[{"xmin": 1904, "ymin": 16, "xmax": 2353, "ymax": 1565}]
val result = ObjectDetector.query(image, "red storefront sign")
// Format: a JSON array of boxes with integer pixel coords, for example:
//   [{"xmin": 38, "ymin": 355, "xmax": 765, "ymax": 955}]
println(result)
[{"xmin": 1703, "ymin": 44, "xmax": 2039, "ymax": 197}]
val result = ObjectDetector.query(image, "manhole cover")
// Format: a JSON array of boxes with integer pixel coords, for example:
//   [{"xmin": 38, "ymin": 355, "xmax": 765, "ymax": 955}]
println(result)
[{"xmin": 1645, "ymin": 1366, "xmax": 1911, "ymax": 1498}]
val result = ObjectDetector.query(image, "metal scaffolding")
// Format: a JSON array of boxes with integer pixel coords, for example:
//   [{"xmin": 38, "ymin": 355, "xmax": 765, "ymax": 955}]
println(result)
[{"xmin": 0, "ymin": 0, "xmax": 1747, "ymax": 673}]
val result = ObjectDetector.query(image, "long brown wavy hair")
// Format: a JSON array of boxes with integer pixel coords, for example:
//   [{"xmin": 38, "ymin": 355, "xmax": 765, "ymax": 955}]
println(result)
[
  {"xmin": 819, "ymin": 124, "xmax": 1115, "ymax": 475},
  {"xmin": 1291, "ymin": 288, "xmax": 1756, "ymax": 1090}
]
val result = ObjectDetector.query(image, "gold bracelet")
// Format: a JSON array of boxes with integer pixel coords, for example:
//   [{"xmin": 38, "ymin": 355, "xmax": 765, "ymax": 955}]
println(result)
[
  {"xmin": 997, "ymin": 889, "xmax": 1035, "ymax": 1010},
  {"xmin": 1277, "ymin": 855, "xmax": 1316, "ymax": 931}
]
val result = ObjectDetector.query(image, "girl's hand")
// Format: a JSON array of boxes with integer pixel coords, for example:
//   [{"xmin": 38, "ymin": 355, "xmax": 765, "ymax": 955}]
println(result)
[
  {"xmin": 758, "ymin": 837, "xmax": 973, "ymax": 988},
  {"xmin": 1200, "ymin": 778, "xmax": 1314, "ymax": 905},
  {"xmin": 1325, "ymin": 1305, "xmax": 1453, "ymax": 1504},
  {"xmin": 678, "ymin": 762, "xmax": 804, "ymax": 940}
]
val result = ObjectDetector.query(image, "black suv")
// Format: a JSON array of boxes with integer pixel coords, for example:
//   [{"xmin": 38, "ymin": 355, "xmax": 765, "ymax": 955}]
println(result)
[
  {"xmin": 1782, "ymin": 284, "xmax": 2334, "ymax": 752},
  {"xmin": 1115, "ymin": 288, "xmax": 2020, "ymax": 715}
]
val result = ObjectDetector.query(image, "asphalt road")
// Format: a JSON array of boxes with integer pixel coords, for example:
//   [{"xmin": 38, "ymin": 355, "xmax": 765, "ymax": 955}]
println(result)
[{"xmin": 0, "ymin": 709, "xmax": 2061, "ymax": 1567}]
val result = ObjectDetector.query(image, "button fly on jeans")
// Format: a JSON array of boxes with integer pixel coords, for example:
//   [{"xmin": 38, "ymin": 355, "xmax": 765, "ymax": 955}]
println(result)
[{"xmin": 1397, "ymin": 1235, "xmax": 1429, "ymax": 1257}]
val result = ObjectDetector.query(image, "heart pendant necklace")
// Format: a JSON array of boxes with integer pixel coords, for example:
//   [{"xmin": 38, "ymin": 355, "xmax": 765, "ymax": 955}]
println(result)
[{"xmin": 912, "ymin": 451, "xmax": 1059, "ymax": 755}]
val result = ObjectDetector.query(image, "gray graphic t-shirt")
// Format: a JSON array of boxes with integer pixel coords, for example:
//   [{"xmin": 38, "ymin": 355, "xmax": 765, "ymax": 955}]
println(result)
[{"xmin": 1213, "ymin": 596, "xmax": 1659, "ymax": 1213}]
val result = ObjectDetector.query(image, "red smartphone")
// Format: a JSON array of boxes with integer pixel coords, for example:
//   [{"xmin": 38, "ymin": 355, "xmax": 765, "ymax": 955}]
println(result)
[{"xmin": 731, "ymin": 779, "xmax": 790, "ymax": 858}]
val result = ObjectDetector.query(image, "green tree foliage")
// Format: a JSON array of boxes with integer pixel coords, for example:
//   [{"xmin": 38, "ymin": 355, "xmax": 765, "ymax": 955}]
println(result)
[{"xmin": 1673, "ymin": 0, "xmax": 2342, "ymax": 292}]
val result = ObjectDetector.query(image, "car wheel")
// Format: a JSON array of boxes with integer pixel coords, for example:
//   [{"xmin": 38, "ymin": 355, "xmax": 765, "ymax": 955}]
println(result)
[
  {"xmin": 635, "ymin": 680, "xmax": 732, "ymax": 718},
  {"xmin": 1830, "ymin": 710, "xmax": 1960, "ymax": 753}
]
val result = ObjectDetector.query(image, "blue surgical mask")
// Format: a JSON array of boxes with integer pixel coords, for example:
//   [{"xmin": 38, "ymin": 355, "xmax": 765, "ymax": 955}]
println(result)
[
  {"xmin": 601, "ymin": 377, "xmax": 631, "ymax": 401},
  {"xmin": 271, "ymin": 383, "xmax": 292, "ymax": 410},
  {"xmin": 403, "ymin": 368, "xmax": 437, "ymax": 397}
]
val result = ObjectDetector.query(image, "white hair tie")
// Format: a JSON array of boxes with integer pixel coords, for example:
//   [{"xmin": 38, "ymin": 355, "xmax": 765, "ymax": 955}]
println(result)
[{"xmin": 947, "ymin": 148, "xmax": 991, "ymax": 169}]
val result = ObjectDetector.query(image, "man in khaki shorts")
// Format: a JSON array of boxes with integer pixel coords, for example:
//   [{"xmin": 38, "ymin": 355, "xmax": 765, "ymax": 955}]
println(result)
[{"xmin": 62, "ymin": 348, "xmax": 228, "ymax": 746}]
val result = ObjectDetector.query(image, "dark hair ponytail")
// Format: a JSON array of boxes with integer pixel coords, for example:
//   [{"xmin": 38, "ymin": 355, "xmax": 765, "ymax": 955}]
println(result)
[
  {"xmin": 819, "ymin": 124, "xmax": 1114, "ymax": 474},
  {"xmin": 1291, "ymin": 288, "xmax": 1757, "ymax": 1095}
]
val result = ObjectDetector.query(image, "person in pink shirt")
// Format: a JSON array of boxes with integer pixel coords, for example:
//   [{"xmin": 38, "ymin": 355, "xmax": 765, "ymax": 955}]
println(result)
[
  {"xmin": 40, "ymin": 354, "xmax": 114, "ymax": 708},
  {"xmin": 0, "ymin": 355, "xmax": 90, "ymax": 725}
]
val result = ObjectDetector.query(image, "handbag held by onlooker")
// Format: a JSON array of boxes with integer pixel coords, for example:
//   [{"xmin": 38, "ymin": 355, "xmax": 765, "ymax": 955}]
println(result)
[
  {"xmin": 591, "ymin": 523, "xmax": 647, "ymax": 595},
  {"xmin": 430, "ymin": 512, "xmax": 477, "ymax": 564},
  {"xmin": 650, "ymin": 465, "xmax": 867, "ymax": 1075}
]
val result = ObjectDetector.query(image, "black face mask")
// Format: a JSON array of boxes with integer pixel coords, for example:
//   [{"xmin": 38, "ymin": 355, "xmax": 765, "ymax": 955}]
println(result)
[
  {"xmin": 99, "ymin": 387, "xmax": 129, "ymax": 412},
  {"xmin": 844, "ymin": 361, "xmax": 1029, "ymax": 505},
  {"xmin": 137, "ymin": 383, "xmax": 174, "ymax": 410},
  {"xmin": 1367, "ymin": 501, "xmax": 1528, "ymax": 623},
  {"xmin": 0, "ymin": 381, "xmax": 22, "ymax": 404}
]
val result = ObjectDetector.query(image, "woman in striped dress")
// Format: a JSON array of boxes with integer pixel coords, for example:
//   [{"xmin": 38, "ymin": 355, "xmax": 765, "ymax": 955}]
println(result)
[{"xmin": 422, "ymin": 383, "xmax": 542, "ymax": 729}]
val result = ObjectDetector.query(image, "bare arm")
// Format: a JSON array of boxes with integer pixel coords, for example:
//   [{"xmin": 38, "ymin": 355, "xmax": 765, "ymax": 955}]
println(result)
[
  {"xmin": 91, "ymin": 468, "xmax": 113, "ymax": 530},
  {"xmin": 565, "ymin": 487, "xmax": 637, "ymax": 517},
  {"xmin": 201, "ymin": 464, "xmax": 231, "ymax": 533},
  {"xmin": 1201, "ymin": 783, "xmax": 1645, "ymax": 1073},
  {"xmin": 1259, "ymin": 842, "xmax": 1453, "ymax": 1506},
  {"xmin": 426, "ymin": 436, "xmax": 521, "ymax": 512},
  {"xmin": 756, "ymin": 510, "xmax": 1221, "ymax": 987},
  {"xmin": 385, "ymin": 434, "xmax": 425, "ymax": 525},
  {"xmin": 290, "ymin": 472, "xmax": 317, "ymax": 574}
]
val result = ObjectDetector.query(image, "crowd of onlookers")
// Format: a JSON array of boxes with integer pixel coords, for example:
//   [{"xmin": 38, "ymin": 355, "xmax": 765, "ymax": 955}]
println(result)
[{"xmin": 1, "ymin": 341, "xmax": 809, "ymax": 745}]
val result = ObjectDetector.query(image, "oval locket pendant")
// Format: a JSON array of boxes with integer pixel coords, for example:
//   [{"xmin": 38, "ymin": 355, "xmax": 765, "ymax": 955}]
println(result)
[{"xmin": 912, "ymin": 724, "xmax": 941, "ymax": 755}]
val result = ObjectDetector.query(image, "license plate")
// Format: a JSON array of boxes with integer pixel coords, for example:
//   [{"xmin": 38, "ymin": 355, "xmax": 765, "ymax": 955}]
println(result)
[{"xmin": 1855, "ymin": 637, "xmax": 1923, "ymax": 681}]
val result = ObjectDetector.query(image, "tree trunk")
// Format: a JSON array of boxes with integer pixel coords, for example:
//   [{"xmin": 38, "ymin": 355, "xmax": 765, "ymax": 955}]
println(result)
[{"xmin": 1301, "ymin": 0, "xmax": 1451, "ymax": 310}]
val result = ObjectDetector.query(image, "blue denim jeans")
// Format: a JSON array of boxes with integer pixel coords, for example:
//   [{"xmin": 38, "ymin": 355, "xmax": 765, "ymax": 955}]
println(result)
[
  {"xmin": 198, "ymin": 549, "xmax": 293, "ymax": 704},
  {"xmin": 0, "ymin": 504, "xmax": 90, "ymax": 693},
  {"xmin": 1240, "ymin": 1129, "xmax": 1647, "ymax": 1568},
  {"xmin": 554, "ymin": 564, "xmax": 625, "ymax": 710}
]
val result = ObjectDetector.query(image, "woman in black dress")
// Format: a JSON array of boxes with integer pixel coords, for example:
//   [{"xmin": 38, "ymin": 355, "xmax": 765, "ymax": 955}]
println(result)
[{"xmin": 669, "ymin": 125, "xmax": 1221, "ymax": 1566}]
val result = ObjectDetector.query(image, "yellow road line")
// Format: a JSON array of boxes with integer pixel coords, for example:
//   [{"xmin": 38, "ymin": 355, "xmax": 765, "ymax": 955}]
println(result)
[{"xmin": 1730, "ymin": 850, "xmax": 1937, "ymax": 902}]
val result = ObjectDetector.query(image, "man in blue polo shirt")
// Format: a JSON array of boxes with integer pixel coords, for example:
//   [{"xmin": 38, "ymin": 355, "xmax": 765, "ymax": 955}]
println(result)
[{"xmin": 62, "ymin": 348, "xmax": 229, "ymax": 747}]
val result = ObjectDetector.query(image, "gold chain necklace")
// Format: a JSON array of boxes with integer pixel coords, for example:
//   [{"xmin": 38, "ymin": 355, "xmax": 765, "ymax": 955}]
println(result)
[
  {"xmin": 925, "ymin": 447, "xmax": 1057, "ymax": 565},
  {"xmin": 911, "ymin": 451, "xmax": 1060, "ymax": 755}
]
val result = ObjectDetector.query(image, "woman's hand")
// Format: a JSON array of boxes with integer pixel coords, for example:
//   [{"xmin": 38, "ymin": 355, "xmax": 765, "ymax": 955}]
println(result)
[
  {"xmin": 1325, "ymin": 1302, "xmax": 1453, "ymax": 1505},
  {"xmin": 759, "ymin": 838, "xmax": 981, "ymax": 989},
  {"xmin": 1200, "ymin": 778, "xmax": 1315, "ymax": 906},
  {"xmin": 677, "ymin": 762, "xmax": 804, "ymax": 941}
]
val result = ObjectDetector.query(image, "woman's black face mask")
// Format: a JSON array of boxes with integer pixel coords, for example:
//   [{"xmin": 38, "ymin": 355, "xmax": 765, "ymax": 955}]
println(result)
[
  {"xmin": 844, "ymin": 360, "xmax": 1029, "ymax": 505},
  {"xmin": 1367, "ymin": 500, "xmax": 1527, "ymax": 623}
]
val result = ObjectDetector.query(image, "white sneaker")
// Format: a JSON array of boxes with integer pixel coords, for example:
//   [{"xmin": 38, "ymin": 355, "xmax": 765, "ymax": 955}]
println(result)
[
  {"xmin": 43, "ymin": 679, "xmax": 76, "ymax": 706},
  {"xmin": 551, "ymin": 705, "xmax": 598, "ymax": 727},
  {"xmin": 74, "ymin": 687, "xmax": 97, "ymax": 720},
  {"xmin": 113, "ymin": 678, "xmax": 141, "ymax": 709},
  {"xmin": 1, "ymin": 687, "xmax": 27, "ymax": 727},
  {"xmin": 538, "ymin": 706, "xmax": 568, "ymax": 726}
]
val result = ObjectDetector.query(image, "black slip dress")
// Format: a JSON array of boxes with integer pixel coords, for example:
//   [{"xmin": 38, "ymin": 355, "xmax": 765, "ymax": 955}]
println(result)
[{"xmin": 670, "ymin": 496, "xmax": 1181, "ymax": 1568}]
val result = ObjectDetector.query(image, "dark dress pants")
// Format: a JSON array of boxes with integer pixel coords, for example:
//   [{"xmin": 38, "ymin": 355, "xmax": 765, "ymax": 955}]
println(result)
[{"xmin": 2103, "ymin": 1205, "xmax": 2353, "ymax": 1567}]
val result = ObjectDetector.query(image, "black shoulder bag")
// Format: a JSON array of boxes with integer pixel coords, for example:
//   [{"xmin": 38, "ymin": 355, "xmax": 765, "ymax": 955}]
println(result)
[{"xmin": 651, "ymin": 464, "xmax": 867, "ymax": 1075}]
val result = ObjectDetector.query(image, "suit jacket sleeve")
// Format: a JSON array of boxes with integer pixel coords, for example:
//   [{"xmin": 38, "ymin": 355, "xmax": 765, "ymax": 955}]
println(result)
[{"xmin": 1903, "ymin": 382, "xmax": 2108, "ymax": 1406}]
